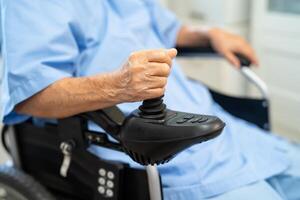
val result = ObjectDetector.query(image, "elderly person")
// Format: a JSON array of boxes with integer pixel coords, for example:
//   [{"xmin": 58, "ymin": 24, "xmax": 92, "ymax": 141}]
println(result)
[{"xmin": 1, "ymin": 0, "xmax": 299, "ymax": 199}]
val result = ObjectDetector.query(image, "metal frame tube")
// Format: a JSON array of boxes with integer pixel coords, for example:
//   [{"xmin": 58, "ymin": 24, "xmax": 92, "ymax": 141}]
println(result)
[
  {"xmin": 5, "ymin": 127, "xmax": 22, "ymax": 168},
  {"xmin": 146, "ymin": 165, "xmax": 162, "ymax": 200},
  {"xmin": 240, "ymin": 67, "xmax": 269, "ymax": 99}
]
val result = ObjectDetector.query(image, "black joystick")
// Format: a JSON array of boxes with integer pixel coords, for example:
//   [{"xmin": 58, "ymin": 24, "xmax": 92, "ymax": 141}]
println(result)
[
  {"xmin": 119, "ymin": 95, "xmax": 226, "ymax": 165},
  {"xmin": 138, "ymin": 96, "xmax": 166, "ymax": 120}
]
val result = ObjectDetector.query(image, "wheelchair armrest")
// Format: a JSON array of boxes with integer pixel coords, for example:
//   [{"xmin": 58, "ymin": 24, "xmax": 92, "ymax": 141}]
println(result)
[
  {"xmin": 80, "ymin": 106, "xmax": 125, "ymax": 140},
  {"xmin": 74, "ymin": 93, "xmax": 225, "ymax": 166},
  {"xmin": 176, "ymin": 45, "xmax": 269, "ymax": 99},
  {"xmin": 176, "ymin": 46, "xmax": 216, "ymax": 55},
  {"xmin": 176, "ymin": 45, "xmax": 252, "ymax": 67},
  {"xmin": 209, "ymin": 88, "xmax": 270, "ymax": 131}
]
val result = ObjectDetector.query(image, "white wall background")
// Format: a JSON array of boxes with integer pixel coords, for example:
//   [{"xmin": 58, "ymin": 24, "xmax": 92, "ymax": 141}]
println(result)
[{"xmin": 250, "ymin": 0, "xmax": 300, "ymax": 141}]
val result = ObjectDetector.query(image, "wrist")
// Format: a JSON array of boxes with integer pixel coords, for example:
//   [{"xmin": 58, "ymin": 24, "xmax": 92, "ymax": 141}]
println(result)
[
  {"xmin": 194, "ymin": 25, "xmax": 213, "ymax": 36},
  {"xmin": 107, "ymin": 69, "xmax": 129, "ymax": 104},
  {"xmin": 91, "ymin": 70, "xmax": 126, "ymax": 106},
  {"xmin": 206, "ymin": 27, "xmax": 222, "ymax": 40}
]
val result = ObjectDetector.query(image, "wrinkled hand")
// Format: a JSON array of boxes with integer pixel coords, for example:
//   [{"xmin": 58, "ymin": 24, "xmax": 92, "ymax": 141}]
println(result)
[
  {"xmin": 116, "ymin": 49, "xmax": 177, "ymax": 102},
  {"xmin": 208, "ymin": 28, "xmax": 259, "ymax": 68}
]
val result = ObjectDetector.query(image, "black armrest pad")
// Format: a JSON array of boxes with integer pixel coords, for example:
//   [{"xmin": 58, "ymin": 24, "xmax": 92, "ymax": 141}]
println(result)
[
  {"xmin": 209, "ymin": 89, "xmax": 270, "ymax": 130},
  {"xmin": 176, "ymin": 46, "xmax": 251, "ymax": 67},
  {"xmin": 176, "ymin": 46, "xmax": 216, "ymax": 55}
]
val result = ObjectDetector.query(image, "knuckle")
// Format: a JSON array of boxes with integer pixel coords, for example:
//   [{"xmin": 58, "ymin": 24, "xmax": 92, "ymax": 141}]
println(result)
[
  {"xmin": 162, "ymin": 50, "xmax": 168, "ymax": 57},
  {"xmin": 156, "ymin": 52, "xmax": 166, "ymax": 59},
  {"xmin": 133, "ymin": 64, "xmax": 146, "ymax": 73},
  {"xmin": 158, "ymin": 50, "xmax": 168, "ymax": 58},
  {"xmin": 129, "ymin": 52, "xmax": 140, "ymax": 61},
  {"xmin": 128, "ymin": 66, "xmax": 136, "ymax": 76},
  {"xmin": 143, "ymin": 74, "xmax": 152, "ymax": 82},
  {"xmin": 163, "ymin": 64, "xmax": 170, "ymax": 75}
]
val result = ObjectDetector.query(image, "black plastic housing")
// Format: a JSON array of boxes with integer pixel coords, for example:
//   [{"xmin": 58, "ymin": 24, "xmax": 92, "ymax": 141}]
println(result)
[{"xmin": 120, "ymin": 109, "xmax": 225, "ymax": 165}]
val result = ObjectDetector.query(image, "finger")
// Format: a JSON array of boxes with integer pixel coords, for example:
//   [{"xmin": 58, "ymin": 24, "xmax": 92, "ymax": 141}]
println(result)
[
  {"xmin": 147, "ymin": 63, "xmax": 171, "ymax": 77},
  {"xmin": 223, "ymin": 51, "xmax": 240, "ymax": 68},
  {"xmin": 146, "ymin": 76, "xmax": 168, "ymax": 89},
  {"xmin": 146, "ymin": 49, "xmax": 172, "ymax": 66},
  {"xmin": 145, "ymin": 88, "xmax": 166, "ymax": 100},
  {"xmin": 238, "ymin": 46, "xmax": 260, "ymax": 67}
]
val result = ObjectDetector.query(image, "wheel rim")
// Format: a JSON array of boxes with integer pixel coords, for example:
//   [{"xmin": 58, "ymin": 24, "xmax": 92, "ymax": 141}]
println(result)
[{"xmin": 0, "ymin": 183, "xmax": 30, "ymax": 200}]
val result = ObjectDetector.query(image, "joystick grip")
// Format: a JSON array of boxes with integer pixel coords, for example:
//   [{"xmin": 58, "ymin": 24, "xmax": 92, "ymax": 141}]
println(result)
[{"xmin": 139, "ymin": 96, "xmax": 166, "ymax": 119}]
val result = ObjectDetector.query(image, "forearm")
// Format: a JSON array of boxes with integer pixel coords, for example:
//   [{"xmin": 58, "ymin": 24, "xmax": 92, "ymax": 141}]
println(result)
[
  {"xmin": 176, "ymin": 25, "xmax": 211, "ymax": 47},
  {"xmin": 15, "ymin": 48, "xmax": 177, "ymax": 119},
  {"xmin": 15, "ymin": 71, "xmax": 124, "ymax": 119}
]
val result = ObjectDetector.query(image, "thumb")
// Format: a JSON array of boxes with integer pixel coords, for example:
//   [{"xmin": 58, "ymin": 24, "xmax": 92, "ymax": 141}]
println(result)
[{"xmin": 167, "ymin": 48, "xmax": 178, "ymax": 59}]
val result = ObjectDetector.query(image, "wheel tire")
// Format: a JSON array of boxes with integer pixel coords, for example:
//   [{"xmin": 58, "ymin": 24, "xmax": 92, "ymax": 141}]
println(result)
[{"xmin": 0, "ymin": 164, "xmax": 56, "ymax": 200}]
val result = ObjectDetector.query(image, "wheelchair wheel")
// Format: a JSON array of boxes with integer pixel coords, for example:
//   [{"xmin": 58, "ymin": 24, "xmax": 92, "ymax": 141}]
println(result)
[{"xmin": 0, "ymin": 165, "xmax": 56, "ymax": 200}]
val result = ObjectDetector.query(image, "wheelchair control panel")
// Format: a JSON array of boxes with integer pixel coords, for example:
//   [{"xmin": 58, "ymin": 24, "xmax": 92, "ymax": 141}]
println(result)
[
  {"xmin": 119, "ymin": 96, "xmax": 225, "ymax": 165},
  {"xmin": 82, "ymin": 95, "xmax": 225, "ymax": 166}
]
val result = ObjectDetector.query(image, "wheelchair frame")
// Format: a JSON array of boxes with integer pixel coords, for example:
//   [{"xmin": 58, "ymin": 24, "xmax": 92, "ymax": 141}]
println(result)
[{"xmin": 2, "ymin": 48, "xmax": 270, "ymax": 200}]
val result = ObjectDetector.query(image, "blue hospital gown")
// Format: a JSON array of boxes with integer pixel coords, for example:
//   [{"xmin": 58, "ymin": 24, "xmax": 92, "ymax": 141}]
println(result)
[{"xmin": 0, "ymin": 0, "xmax": 292, "ymax": 199}]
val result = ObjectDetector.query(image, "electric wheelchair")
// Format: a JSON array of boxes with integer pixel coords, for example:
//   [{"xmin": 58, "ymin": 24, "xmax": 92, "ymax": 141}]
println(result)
[{"xmin": 0, "ymin": 47, "xmax": 270, "ymax": 200}]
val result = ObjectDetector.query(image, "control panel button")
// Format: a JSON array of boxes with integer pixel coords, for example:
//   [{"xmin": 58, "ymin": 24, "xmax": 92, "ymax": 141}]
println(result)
[
  {"xmin": 183, "ymin": 114, "xmax": 194, "ymax": 120},
  {"xmin": 107, "ymin": 180, "xmax": 114, "ymax": 188},
  {"xmin": 190, "ymin": 117, "xmax": 203, "ymax": 123},
  {"xmin": 176, "ymin": 118, "xmax": 188, "ymax": 124},
  {"xmin": 106, "ymin": 189, "xmax": 114, "ymax": 197},
  {"xmin": 98, "ymin": 177, "xmax": 106, "ymax": 185},
  {"xmin": 99, "ymin": 168, "xmax": 106, "ymax": 177},
  {"xmin": 197, "ymin": 117, "xmax": 208, "ymax": 123},
  {"xmin": 98, "ymin": 186, "xmax": 105, "ymax": 194},
  {"xmin": 107, "ymin": 171, "xmax": 115, "ymax": 179}
]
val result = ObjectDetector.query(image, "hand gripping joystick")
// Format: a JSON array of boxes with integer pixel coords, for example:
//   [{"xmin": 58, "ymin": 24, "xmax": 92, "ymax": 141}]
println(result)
[{"xmin": 119, "ymin": 96, "xmax": 225, "ymax": 165}]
